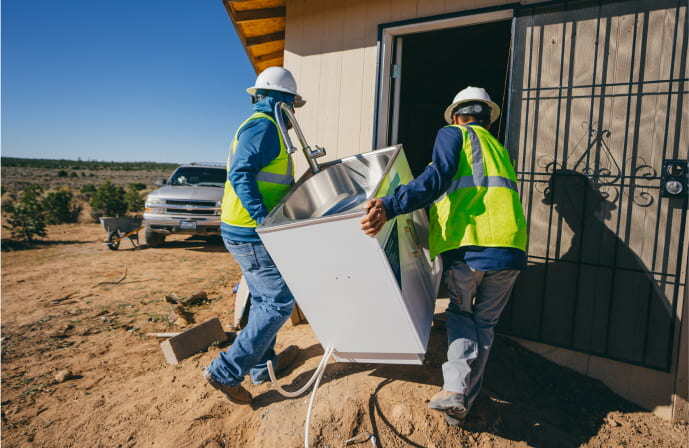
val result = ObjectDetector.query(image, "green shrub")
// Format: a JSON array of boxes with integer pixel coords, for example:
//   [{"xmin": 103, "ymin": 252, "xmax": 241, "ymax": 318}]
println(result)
[
  {"xmin": 128, "ymin": 182, "xmax": 146, "ymax": 191},
  {"xmin": 43, "ymin": 190, "xmax": 82, "ymax": 224},
  {"xmin": 90, "ymin": 181, "xmax": 127, "ymax": 219},
  {"xmin": 69, "ymin": 172, "xmax": 79, "ymax": 178},
  {"xmin": 57, "ymin": 170, "xmax": 68, "ymax": 178},
  {"xmin": 2, "ymin": 185, "xmax": 47, "ymax": 241},
  {"xmin": 124, "ymin": 185, "xmax": 144, "ymax": 212},
  {"xmin": 80, "ymin": 184, "xmax": 97, "ymax": 197}
]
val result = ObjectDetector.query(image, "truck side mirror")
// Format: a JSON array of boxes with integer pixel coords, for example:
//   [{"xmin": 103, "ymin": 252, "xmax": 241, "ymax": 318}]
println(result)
[{"xmin": 155, "ymin": 178, "xmax": 167, "ymax": 187}]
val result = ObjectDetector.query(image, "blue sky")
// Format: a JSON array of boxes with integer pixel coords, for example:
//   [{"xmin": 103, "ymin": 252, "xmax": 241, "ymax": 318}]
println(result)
[{"xmin": 2, "ymin": 0, "xmax": 256, "ymax": 163}]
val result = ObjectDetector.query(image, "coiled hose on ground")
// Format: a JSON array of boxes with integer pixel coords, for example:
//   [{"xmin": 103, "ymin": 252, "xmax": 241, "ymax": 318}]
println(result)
[{"xmin": 267, "ymin": 345, "xmax": 335, "ymax": 448}]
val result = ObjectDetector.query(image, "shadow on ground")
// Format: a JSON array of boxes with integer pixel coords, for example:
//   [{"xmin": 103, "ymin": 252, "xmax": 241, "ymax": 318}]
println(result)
[
  {"xmin": 254, "ymin": 323, "xmax": 641, "ymax": 447},
  {"xmin": 148, "ymin": 235, "xmax": 225, "ymax": 252},
  {"xmin": 370, "ymin": 330, "xmax": 640, "ymax": 448},
  {"xmin": 1, "ymin": 239, "xmax": 90, "ymax": 252}
]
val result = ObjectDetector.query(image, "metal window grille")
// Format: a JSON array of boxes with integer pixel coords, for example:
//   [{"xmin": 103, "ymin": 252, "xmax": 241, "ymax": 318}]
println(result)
[{"xmin": 498, "ymin": 0, "xmax": 689, "ymax": 371}]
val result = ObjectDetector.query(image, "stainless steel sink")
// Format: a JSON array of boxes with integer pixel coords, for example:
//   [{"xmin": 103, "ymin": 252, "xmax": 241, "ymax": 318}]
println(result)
[
  {"xmin": 256, "ymin": 143, "xmax": 442, "ymax": 365},
  {"xmin": 261, "ymin": 146, "xmax": 399, "ymax": 229}
]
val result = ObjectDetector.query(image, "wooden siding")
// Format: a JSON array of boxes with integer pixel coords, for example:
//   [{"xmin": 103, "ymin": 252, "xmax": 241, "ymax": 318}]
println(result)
[{"xmin": 283, "ymin": 0, "xmax": 515, "ymax": 175}]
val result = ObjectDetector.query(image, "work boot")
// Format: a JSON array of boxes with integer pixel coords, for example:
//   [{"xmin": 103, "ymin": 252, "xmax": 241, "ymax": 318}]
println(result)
[
  {"xmin": 444, "ymin": 410, "xmax": 467, "ymax": 427},
  {"xmin": 251, "ymin": 345, "xmax": 301, "ymax": 385},
  {"xmin": 203, "ymin": 370, "xmax": 252, "ymax": 405},
  {"xmin": 428, "ymin": 390, "xmax": 468, "ymax": 424}
]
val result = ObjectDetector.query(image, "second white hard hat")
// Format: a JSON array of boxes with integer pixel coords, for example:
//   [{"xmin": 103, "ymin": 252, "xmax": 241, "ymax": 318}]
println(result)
[
  {"xmin": 443, "ymin": 86, "xmax": 500, "ymax": 125},
  {"xmin": 246, "ymin": 66, "xmax": 305, "ymax": 107}
]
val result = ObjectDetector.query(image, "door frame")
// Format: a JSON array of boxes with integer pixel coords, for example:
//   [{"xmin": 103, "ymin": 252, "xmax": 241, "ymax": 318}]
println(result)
[{"xmin": 373, "ymin": 5, "xmax": 516, "ymax": 149}]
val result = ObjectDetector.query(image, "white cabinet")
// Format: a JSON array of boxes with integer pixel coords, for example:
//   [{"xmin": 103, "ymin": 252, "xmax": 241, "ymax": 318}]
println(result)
[{"xmin": 259, "ymin": 146, "xmax": 442, "ymax": 364}]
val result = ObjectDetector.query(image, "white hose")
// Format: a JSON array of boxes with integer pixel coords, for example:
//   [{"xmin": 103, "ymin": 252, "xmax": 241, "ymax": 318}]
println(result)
[
  {"xmin": 266, "ymin": 345, "xmax": 335, "ymax": 398},
  {"xmin": 303, "ymin": 346, "xmax": 334, "ymax": 448},
  {"xmin": 266, "ymin": 345, "xmax": 335, "ymax": 448}
]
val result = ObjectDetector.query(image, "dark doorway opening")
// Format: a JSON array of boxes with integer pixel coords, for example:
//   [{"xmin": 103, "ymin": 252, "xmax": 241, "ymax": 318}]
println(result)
[{"xmin": 395, "ymin": 20, "xmax": 512, "ymax": 176}]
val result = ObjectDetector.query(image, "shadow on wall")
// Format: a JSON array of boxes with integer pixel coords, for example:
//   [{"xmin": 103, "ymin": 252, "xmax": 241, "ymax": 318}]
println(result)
[{"xmin": 500, "ymin": 170, "xmax": 683, "ymax": 402}]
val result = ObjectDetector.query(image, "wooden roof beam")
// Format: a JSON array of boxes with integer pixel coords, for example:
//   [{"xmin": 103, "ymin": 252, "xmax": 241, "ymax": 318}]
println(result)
[
  {"xmin": 245, "ymin": 31, "xmax": 285, "ymax": 46},
  {"xmin": 254, "ymin": 50, "xmax": 284, "ymax": 62},
  {"xmin": 222, "ymin": 0, "xmax": 286, "ymax": 73},
  {"xmin": 233, "ymin": 6, "xmax": 285, "ymax": 22}
]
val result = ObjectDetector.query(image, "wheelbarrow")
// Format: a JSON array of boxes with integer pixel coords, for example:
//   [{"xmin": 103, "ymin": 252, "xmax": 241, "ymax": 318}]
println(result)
[{"xmin": 99, "ymin": 216, "xmax": 143, "ymax": 250}]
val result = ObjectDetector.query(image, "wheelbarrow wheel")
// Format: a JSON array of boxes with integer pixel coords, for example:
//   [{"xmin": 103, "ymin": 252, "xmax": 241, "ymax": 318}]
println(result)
[{"xmin": 106, "ymin": 231, "xmax": 120, "ymax": 250}]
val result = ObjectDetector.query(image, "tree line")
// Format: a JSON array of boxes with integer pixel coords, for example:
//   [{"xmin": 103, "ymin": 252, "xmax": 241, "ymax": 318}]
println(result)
[{"xmin": 2, "ymin": 157, "xmax": 178, "ymax": 171}]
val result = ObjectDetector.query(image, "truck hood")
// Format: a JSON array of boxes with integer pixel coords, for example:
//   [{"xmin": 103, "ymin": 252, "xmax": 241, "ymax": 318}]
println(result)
[{"xmin": 147, "ymin": 185, "xmax": 224, "ymax": 202}]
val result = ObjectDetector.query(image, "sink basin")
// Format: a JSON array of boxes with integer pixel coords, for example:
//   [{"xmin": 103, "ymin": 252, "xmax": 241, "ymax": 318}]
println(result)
[{"xmin": 261, "ymin": 146, "xmax": 398, "ymax": 228}]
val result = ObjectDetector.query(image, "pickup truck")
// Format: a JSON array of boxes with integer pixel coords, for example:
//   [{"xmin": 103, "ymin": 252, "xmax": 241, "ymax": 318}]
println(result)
[{"xmin": 143, "ymin": 162, "xmax": 226, "ymax": 247}]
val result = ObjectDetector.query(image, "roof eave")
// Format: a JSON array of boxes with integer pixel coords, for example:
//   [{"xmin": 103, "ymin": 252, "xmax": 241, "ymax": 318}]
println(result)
[{"xmin": 222, "ymin": 0, "xmax": 286, "ymax": 74}]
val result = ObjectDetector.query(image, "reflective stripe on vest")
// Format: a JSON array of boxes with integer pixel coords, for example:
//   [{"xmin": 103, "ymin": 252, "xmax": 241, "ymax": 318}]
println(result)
[
  {"xmin": 435, "ymin": 126, "xmax": 518, "ymax": 202},
  {"xmin": 225, "ymin": 133, "xmax": 294, "ymax": 186},
  {"xmin": 255, "ymin": 156, "xmax": 294, "ymax": 185},
  {"xmin": 220, "ymin": 112, "xmax": 294, "ymax": 228},
  {"xmin": 428, "ymin": 125, "xmax": 527, "ymax": 259}
]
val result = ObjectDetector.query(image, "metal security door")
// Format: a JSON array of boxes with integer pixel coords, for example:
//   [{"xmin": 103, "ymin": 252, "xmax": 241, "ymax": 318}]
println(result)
[{"xmin": 498, "ymin": 0, "xmax": 689, "ymax": 371}]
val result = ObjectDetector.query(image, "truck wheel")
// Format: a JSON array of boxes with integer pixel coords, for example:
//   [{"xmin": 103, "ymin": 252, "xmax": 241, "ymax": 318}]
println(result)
[{"xmin": 145, "ymin": 228, "xmax": 165, "ymax": 248}]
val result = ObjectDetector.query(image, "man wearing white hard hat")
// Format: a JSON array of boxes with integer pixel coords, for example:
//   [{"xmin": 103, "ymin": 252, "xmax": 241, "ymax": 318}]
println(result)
[
  {"xmin": 361, "ymin": 86, "xmax": 527, "ymax": 424},
  {"xmin": 203, "ymin": 67, "xmax": 303, "ymax": 405}
]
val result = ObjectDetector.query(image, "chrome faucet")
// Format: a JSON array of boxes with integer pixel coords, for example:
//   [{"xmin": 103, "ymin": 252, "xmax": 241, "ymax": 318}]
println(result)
[{"xmin": 274, "ymin": 101, "xmax": 326, "ymax": 174}]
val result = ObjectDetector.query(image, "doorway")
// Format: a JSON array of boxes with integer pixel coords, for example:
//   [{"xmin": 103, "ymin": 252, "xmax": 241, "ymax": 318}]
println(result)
[{"xmin": 392, "ymin": 19, "xmax": 512, "ymax": 175}]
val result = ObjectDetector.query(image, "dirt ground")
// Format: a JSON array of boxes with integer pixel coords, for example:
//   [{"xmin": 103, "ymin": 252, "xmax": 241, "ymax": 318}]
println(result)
[{"xmin": 1, "ymin": 223, "xmax": 687, "ymax": 448}]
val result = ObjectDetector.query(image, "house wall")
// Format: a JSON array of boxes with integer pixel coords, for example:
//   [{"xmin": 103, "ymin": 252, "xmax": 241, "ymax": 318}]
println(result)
[
  {"xmin": 281, "ymin": 0, "xmax": 688, "ymax": 420},
  {"xmin": 283, "ymin": 0, "xmax": 516, "ymax": 175}
]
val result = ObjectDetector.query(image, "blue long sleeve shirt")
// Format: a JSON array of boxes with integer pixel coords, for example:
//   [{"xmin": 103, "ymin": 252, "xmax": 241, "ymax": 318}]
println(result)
[
  {"xmin": 221, "ymin": 94, "xmax": 291, "ymax": 242},
  {"xmin": 381, "ymin": 124, "xmax": 526, "ymax": 271}
]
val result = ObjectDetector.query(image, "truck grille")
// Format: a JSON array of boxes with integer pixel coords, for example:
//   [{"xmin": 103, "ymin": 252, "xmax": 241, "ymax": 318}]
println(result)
[
  {"xmin": 166, "ymin": 209, "xmax": 216, "ymax": 215},
  {"xmin": 166, "ymin": 199, "xmax": 216, "ymax": 207}
]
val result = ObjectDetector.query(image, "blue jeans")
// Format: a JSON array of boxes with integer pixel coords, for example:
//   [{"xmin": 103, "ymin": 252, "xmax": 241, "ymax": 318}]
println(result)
[
  {"xmin": 207, "ymin": 237, "xmax": 295, "ymax": 386},
  {"xmin": 442, "ymin": 260, "xmax": 519, "ymax": 410}
]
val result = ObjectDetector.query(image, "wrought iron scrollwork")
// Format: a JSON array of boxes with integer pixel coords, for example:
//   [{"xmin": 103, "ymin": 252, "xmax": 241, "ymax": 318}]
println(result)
[{"xmin": 535, "ymin": 123, "xmax": 657, "ymax": 207}]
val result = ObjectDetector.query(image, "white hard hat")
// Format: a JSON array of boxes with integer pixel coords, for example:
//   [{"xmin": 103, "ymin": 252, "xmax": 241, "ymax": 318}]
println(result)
[
  {"xmin": 444, "ymin": 86, "xmax": 500, "ymax": 125},
  {"xmin": 246, "ymin": 66, "xmax": 305, "ymax": 107}
]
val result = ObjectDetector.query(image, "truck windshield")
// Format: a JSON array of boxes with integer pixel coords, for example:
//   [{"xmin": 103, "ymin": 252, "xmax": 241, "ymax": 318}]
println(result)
[{"xmin": 169, "ymin": 167, "xmax": 226, "ymax": 187}]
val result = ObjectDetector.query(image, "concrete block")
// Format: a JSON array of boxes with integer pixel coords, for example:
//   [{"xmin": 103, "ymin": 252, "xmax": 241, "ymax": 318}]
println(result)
[
  {"xmin": 233, "ymin": 276, "xmax": 250, "ymax": 329},
  {"xmin": 290, "ymin": 304, "xmax": 307, "ymax": 325},
  {"xmin": 160, "ymin": 317, "xmax": 227, "ymax": 365}
]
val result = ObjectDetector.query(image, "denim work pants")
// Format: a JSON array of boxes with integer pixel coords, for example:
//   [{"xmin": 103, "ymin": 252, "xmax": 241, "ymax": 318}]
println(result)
[
  {"xmin": 207, "ymin": 237, "xmax": 295, "ymax": 386},
  {"xmin": 442, "ymin": 260, "xmax": 519, "ymax": 410}
]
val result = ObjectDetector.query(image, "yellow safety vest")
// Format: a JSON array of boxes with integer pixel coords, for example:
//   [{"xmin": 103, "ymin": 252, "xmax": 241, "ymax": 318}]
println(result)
[
  {"xmin": 428, "ymin": 125, "xmax": 527, "ymax": 259},
  {"xmin": 221, "ymin": 112, "xmax": 294, "ymax": 227}
]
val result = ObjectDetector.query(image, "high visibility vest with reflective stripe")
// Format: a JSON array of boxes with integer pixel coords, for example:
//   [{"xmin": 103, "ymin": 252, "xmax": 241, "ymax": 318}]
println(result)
[
  {"xmin": 221, "ymin": 112, "xmax": 294, "ymax": 228},
  {"xmin": 428, "ymin": 125, "xmax": 527, "ymax": 259}
]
